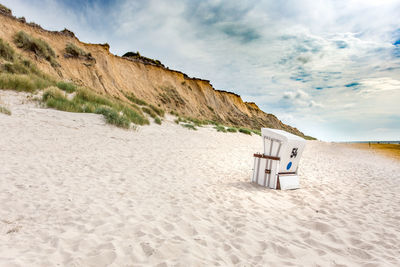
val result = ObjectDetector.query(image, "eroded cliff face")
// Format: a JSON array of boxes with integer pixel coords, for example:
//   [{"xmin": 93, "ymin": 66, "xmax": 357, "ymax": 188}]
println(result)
[{"xmin": 0, "ymin": 9, "xmax": 307, "ymax": 137}]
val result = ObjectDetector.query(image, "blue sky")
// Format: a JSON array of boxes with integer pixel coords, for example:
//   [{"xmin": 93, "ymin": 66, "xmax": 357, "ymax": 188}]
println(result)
[{"xmin": 3, "ymin": 0, "xmax": 400, "ymax": 141}]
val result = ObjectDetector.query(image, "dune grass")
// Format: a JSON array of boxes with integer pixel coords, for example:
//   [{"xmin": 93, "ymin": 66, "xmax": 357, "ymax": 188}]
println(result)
[
  {"xmin": 42, "ymin": 87, "xmax": 149, "ymax": 128},
  {"xmin": 56, "ymin": 81, "xmax": 76, "ymax": 93},
  {"xmin": 169, "ymin": 110, "xmax": 179, "ymax": 116},
  {"xmin": 123, "ymin": 91, "xmax": 165, "ymax": 120},
  {"xmin": 123, "ymin": 92, "xmax": 148, "ymax": 106},
  {"xmin": 0, "ymin": 38, "xmax": 15, "ymax": 61},
  {"xmin": 0, "ymin": 105, "xmax": 11, "ymax": 115},
  {"xmin": 1, "ymin": 38, "xmax": 148, "ymax": 129},
  {"xmin": 182, "ymin": 123, "xmax": 197, "ymax": 130},
  {"xmin": 94, "ymin": 107, "xmax": 130, "ymax": 128},
  {"xmin": 172, "ymin": 113, "xmax": 261, "ymax": 135},
  {"xmin": 214, "ymin": 125, "xmax": 227, "ymax": 133},
  {"xmin": 251, "ymin": 129, "xmax": 261, "ymax": 136},
  {"xmin": 0, "ymin": 38, "xmax": 55, "ymax": 92},
  {"xmin": 65, "ymin": 43, "xmax": 93, "ymax": 61},
  {"xmin": 149, "ymin": 104, "xmax": 164, "ymax": 117},
  {"xmin": 13, "ymin": 31, "xmax": 59, "ymax": 67},
  {"xmin": 227, "ymin": 127, "xmax": 238, "ymax": 133},
  {"xmin": 239, "ymin": 128, "xmax": 252, "ymax": 135},
  {"xmin": 142, "ymin": 106, "xmax": 157, "ymax": 118},
  {"xmin": 0, "ymin": 73, "xmax": 53, "ymax": 92},
  {"xmin": 154, "ymin": 117, "xmax": 162, "ymax": 125},
  {"xmin": 43, "ymin": 87, "xmax": 82, "ymax": 112}
]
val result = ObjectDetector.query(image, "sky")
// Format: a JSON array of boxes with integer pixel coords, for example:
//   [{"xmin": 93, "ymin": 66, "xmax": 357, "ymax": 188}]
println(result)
[{"xmin": 2, "ymin": 0, "xmax": 400, "ymax": 141}]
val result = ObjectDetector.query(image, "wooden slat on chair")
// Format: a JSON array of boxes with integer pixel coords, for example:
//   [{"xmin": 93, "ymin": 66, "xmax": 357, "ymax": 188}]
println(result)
[{"xmin": 253, "ymin": 153, "xmax": 280, "ymax": 161}]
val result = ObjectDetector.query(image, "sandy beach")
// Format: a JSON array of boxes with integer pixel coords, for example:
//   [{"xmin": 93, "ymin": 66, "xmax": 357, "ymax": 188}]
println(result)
[{"xmin": 1, "ymin": 91, "xmax": 399, "ymax": 266}]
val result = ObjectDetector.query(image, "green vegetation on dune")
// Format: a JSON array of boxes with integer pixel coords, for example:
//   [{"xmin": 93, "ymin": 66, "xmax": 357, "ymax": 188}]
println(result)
[
  {"xmin": 0, "ymin": 105, "xmax": 11, "ymax": 115},
  {"xmin": 13, "ymin": 31, "xmax": 59, "ymax": 67},
  {"xmin": 304, "ymin": 135, "xmax": 317, "ymax": 140},
  {"xmin": 227, "ymin": 127, "xmax": 238, "ymax": 133},
  {"xmin": 154, "ymin": 117, "xmax": 162, "ymax": 125},
  {"xmin": 64, "ymin": 43, "xmax": 93, "ymax": 61},
  {"xmin": 0, "ymin": 3, "xmax": 12, "ymax": 14},
  {"xmin": 0, "ymin": 73, "xmax": 52, "ymax": 92},
  {"xmin": 43, "ymin": 87, "xmax": 82, "ymax": 112},
  {"xmin": 182, "ymin": 123, "xmax": 197, "ymax": 130},
  {"xmin": 0, "ymin": 36, "xmax": 148, "ymax": 129},
  {"xmin": 171, "ymin": 112, "xmax": 262, "ymax": 135},
  {"xmin": 122, "ymin": 91, "xmax": 165, "ymax": 122},
  {"xmin": 56, "ymin": 81, "xmax": 76, "ymax": 93},
  {"xmin": 251, "ymin": 129, "xmax": 261, "ymax": 136},
  {"xmin": 122, "ymin": 51, "xmax": 164, "ymax": 67},
  {"xmin": 142, "ymin": 106, "xmax": 157, "ymax": 118},
  {"xmin": 42, "ymin": 87, "xmax": 149, "ymax": 128},
  {"xmin": 123, "ymin": 91, "xmax": 148, "ymax": 106},
  {"xmin": 149, "ymin": 104, "xmax": 164, "ymax": 117},
  {"xmin": 238, "ymin": 128, "xmax": 252, "ymax": 135},
  {"xmin": 0, "ymin": 39, "xmax": 15, "ymax": 61},
  {"xmin": 214, "ymin": 125, "xmax": 227, "ymax": 132},
  {"xmin": 94, "ymin": 107, "xmax": 131, "ymax": 128},
  {"xmin": 0, "ymin": 37, "xmax": 54, "ymax": 92}
]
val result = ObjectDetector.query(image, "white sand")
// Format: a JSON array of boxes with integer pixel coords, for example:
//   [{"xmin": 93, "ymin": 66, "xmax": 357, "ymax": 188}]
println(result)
[{"xmin": 1, "ymin": 90, "xmax": 399, "ymax": 266}]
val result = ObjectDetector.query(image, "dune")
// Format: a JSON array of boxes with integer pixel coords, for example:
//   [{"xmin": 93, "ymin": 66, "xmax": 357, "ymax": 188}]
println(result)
[{"xmin": 0, "ymin": 90, "xmax": 399, "ymax": 266}]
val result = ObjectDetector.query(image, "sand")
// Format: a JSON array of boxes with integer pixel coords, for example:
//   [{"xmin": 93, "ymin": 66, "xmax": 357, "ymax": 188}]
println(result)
[{"xmin": 1, "ymin": 90, "xmax": 400, "ymax": 266}]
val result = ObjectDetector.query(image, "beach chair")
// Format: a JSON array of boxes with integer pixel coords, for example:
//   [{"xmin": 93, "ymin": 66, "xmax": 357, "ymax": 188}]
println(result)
[{"xmin": 251, "ymin": 128, "xmax": 306, "ymax": 190}]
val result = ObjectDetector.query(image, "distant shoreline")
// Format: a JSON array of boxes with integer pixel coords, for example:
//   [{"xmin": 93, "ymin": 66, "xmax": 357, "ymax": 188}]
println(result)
[
  {"xmin": 347, "ymin": 143, "xmax": 400, "ymax": 160},
  {"xmin": 339, "ymin": 141, "xmax": 400, "ymax": 144}
]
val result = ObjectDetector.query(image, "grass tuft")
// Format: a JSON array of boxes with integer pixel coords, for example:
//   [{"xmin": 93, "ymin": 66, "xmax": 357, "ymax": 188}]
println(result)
[
  {"xmin": 120, "ymin": 105, "xmax": 149, "ymax": 125},
  {"xmin": 43, "ymin": 86, "xmax": 81, "ymax": 112},
  {"xmin": 75, "ymin": 87, "xmax": 114, "ymax": 107},
  {"xmin": 154, "ymin": 117, "xmax": 161, "ymax": 125},
  {"xmin": 182, "ymin": 123, "xmax": 197, "ymax": 130},
  {"xmin": 0, "ymin": 39, "xmax": 55, "ymax": 92},
  {"xmin": 239, "ymin": 128, "xmax": 252, "ymax": 135},
  {"xmin": 0, "ymin": 73, "xmax": 53, "ymax": 92},
  {"xmin": 95, "ymin": 107, "xmax": 130, "ymax": 128},
  {"xmin": 56, "ymin": 81, "xmax": 76, "ymax": 93},
  {"xmin": 3, "ymin": 61, "xmax": 29, "ymax": 74},
  {"xmin": 0, "ymin": 105, "xmax": 11, "ymax": 115},
  {"xmin": 64, "ymin": 43, "xmax": 94, "ymax": 60},
  {"xmin": 142, "ymin": 106, "xmax": 157, "ymax": 118},
  {"xmin": 13, "ymin": 31, "xmax": 59, "ymax": 67},
  {"xmin": 42, "ymin": 87, "xmax": 149, "ymax": 128},
  {"xmin": 227, "ymin": 127, "xmax": 238, "ymax": 133},
  {"xmin": 170, "ymin": 110, "xmax": 179, "ymax": 116},
  {"xmin": 214, "ymin": 125, "xmax": 227, "ymax": 133},
  {"xmin": 123, "ymin": 92, "xmax": 148, "ymax": 106},
  {"xmin": 149, "ymin": 104, "xmax": 164, "ymax": 117},
  {"xmin": 0, "ymin": 38, "xmax": 15, "ymax": 61}
]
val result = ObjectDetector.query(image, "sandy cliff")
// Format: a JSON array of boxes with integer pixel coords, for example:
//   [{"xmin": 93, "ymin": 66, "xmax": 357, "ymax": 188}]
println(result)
[{"xmin": 0, "ymin": 7, "xmax": 308, "ymax": 137}]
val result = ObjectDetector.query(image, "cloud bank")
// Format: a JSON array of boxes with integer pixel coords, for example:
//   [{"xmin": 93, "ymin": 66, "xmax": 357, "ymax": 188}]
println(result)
[{"xmin": 3, "ymin": 0, "xmax": 400, "ymax": 141}]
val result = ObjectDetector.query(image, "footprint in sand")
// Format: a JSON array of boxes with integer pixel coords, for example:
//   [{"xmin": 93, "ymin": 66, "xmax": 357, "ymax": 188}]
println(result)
[
  {"xmin": 162, "ymin": 222, "xmax": 175, "ymax": 232},
  {"xmin": 312, "ymin": 221, "xmax": 333, "ymax": 233},
  {"xmin": 141, "ymin": 242, "xmax": 155, "ymax": 257}
]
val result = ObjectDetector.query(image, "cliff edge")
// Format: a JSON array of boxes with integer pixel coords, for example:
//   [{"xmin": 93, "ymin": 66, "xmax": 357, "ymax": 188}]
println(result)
[{"xmin": 0, "ymin": 5, "xmax": 311, "ymax": 138}]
